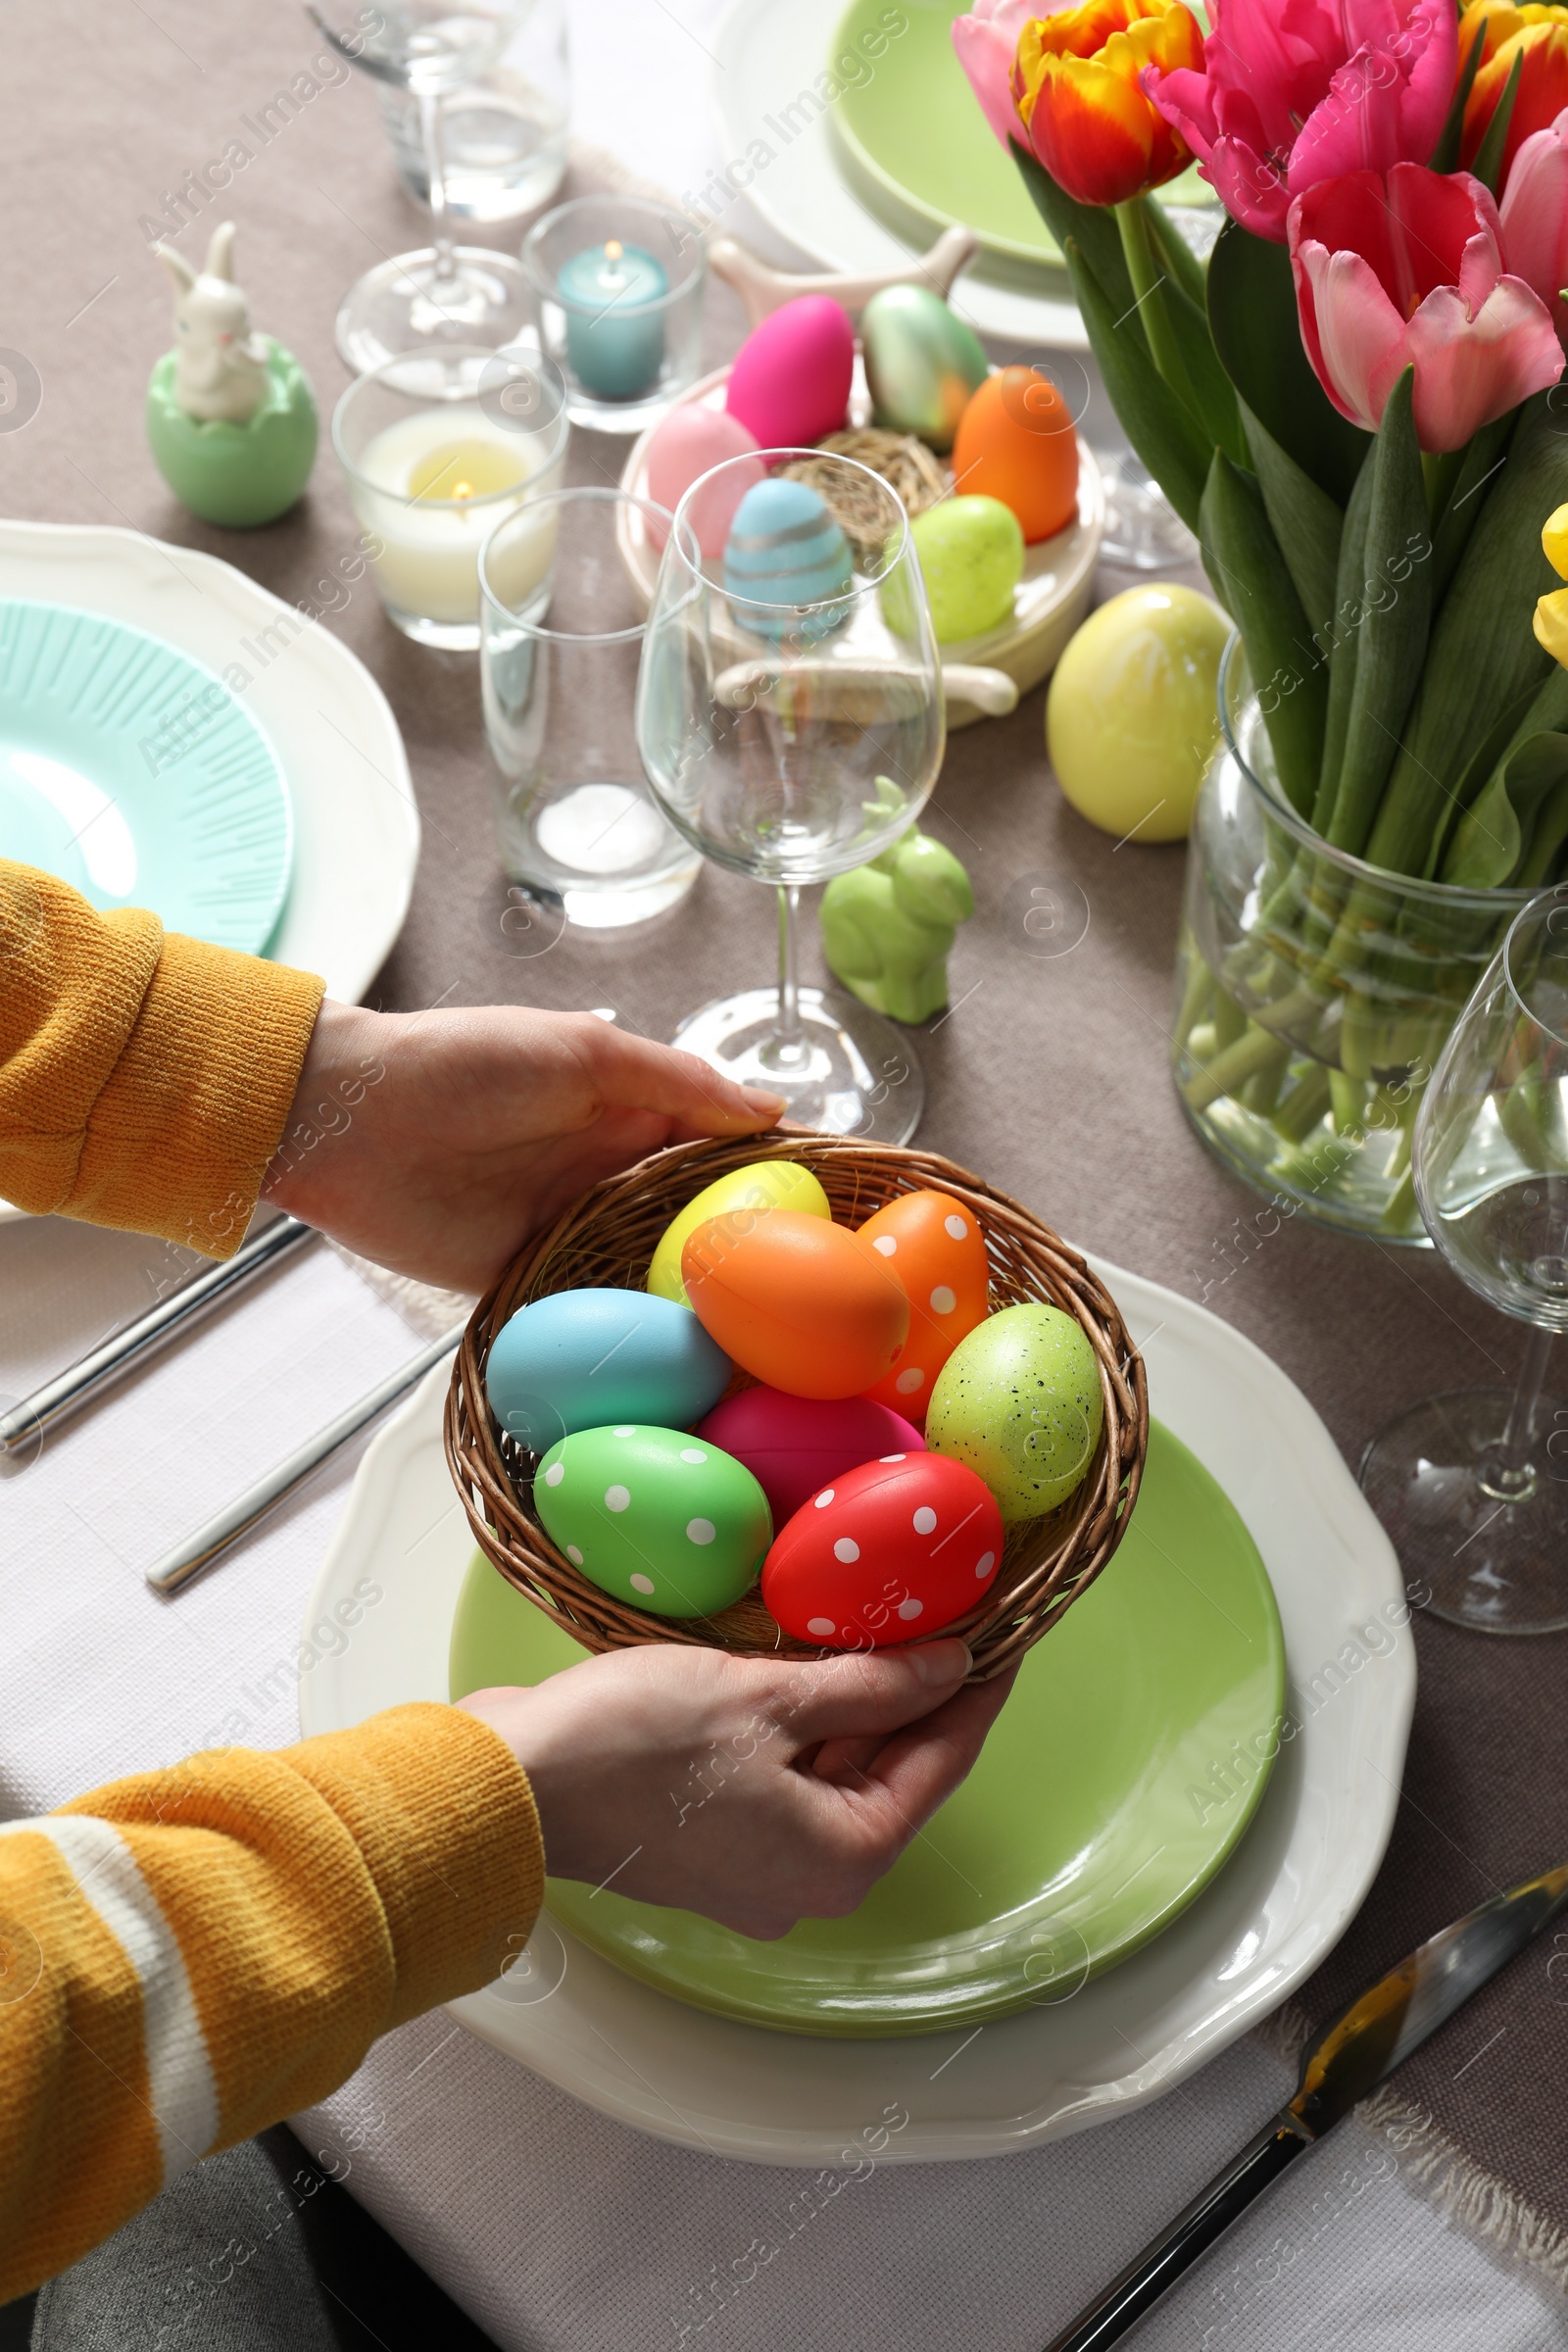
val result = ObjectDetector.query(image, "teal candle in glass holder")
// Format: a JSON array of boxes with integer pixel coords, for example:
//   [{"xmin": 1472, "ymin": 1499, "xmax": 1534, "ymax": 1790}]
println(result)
[{"xmin": 557, "ymin": 238, "xmax": 668, "ymax": 401}]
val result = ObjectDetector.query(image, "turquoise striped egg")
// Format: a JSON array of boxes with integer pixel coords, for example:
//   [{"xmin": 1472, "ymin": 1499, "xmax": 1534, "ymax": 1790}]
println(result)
[{"xmin": 722, "ymin": 477, "xmax": 853, "ymax": 642}]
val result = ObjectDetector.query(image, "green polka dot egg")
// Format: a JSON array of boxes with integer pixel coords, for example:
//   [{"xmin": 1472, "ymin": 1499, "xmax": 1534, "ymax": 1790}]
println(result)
[
  {"xmin": 533, "ymin": 1424, "xmax": 772, "ymax": 1619},
  {"xmin": 925, "ymin": 1301, "xmax": 1102, "ymax": 1523}
]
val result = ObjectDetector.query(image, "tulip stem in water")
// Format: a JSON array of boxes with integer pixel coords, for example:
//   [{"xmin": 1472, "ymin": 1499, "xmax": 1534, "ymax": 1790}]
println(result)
[{"xmin": 1114, "ymin": 198, "xmax": 1197, "ymax": 423}]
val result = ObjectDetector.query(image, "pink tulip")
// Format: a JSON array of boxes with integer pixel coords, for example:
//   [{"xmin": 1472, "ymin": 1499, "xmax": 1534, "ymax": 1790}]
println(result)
[
  {"xmin": 953, "ymin": 0, "xmax": 1044, "ymax": 149},
  {"xmin": 1499, "ymin": 107, "xmax": 1568, "ymax": 344},
  {"xmin": 1144, "ymin": 0, "xmax": 1456, "ymax": 242},
  {"xmin": 1289, "ymin": 165, "xmax": 1564, "ymax": 452}
]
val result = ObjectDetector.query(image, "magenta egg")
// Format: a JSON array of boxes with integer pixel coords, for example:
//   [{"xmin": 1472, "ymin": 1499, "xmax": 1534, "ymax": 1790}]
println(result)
[
  {"xmin": 644, "ymin": 406, "xmax": 763, "ymax": 555},
  {"xmin": 694, "ymin": 1388, "xmax": 924, "ymax": 1527},
  {"xmin": 761, "ymin": 1453, "xmax": 1004, "ymax": 1650},
  {"xmin": 725, "ymin": 297, "xmax": 855, "ymax": 450}
]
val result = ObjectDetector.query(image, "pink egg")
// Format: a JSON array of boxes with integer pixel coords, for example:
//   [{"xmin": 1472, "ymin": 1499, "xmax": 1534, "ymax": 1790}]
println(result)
[
  {"xmin": 694, "ymin": 1388, "xmax": 924, "ymax": 1527},
  {"xmin": 725, "ymin": 297, "xmax": 855, "ymax": 450},
  {"xmin": 644, "ymin": 406, "xmax": 763, "ymax": 555},
  {"xmin": 761, "ymin": 1453, "xmax": 1004, "ymax": 1650}
]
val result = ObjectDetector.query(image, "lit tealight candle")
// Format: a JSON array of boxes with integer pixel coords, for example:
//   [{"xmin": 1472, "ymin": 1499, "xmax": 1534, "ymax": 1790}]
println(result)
[
  {"xmin": 353, "ymin": 408, "xmax": 549, "ymax": 629},
  {"xmin": 557, "ymin": 237, "xmax": 668, "ymax": 403}
]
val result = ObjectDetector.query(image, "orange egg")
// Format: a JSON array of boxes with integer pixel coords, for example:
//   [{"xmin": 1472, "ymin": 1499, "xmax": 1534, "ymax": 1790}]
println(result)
[
  {"xmin": 951, "ymin": 368, "xmax": 1080, "ymax": 545},
  {"xmin": 682, "ymin": 1211, "xmax": 909, "ymax": 1400},
  {"xmin": 856, "ymin": 1190, "xmax": 990, "ymax": 1422}
]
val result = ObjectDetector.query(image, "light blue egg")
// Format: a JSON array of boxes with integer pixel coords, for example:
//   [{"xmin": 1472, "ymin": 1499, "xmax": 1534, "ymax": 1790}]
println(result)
[
  {"xmin": 722, "ymin": 477, "xmax": 853, "ymax": 642},
  {"xmin": 486, "ymin": 1288, "xmax": 732, "ymax": 1453}
]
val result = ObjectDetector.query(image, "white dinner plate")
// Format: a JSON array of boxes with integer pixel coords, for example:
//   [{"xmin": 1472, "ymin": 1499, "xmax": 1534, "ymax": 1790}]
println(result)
[
  {"xmin": 300, "ymin": 1257, "xmax": 1414, "ymax": 2166},
  {"xmin": 711, "ymin": 0, "xmax": 1089, "ymax": 352},
  {"xmin": 0, "ymin": 518, "xmax": 418, "ymax": 1225}
]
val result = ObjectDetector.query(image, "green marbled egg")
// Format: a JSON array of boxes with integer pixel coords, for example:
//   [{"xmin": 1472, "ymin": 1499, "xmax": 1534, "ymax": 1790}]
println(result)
[
  {"xmin": 860, "ymin": 286, "xmax": 988, "ymax": 452},
  {"xmin": 925, "ymin": 1302, "xmax": 1102, "ymax": 1522},
  {"xmin": 534, "ymin": 1424, "xmax": 771, "ymax": 1618}
]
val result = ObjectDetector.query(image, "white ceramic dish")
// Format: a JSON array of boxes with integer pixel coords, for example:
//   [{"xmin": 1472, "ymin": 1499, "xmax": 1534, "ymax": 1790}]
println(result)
[
  {"xmin": 0, "ymin": 518, "xmax": 418, "ymax": 1226},
  {"xmin": 300, "ymin": 1257, "xmax": 1414, "ymax": 2166},
  {"xmin": 615, "ymin": 365, "xmax": 1102, "ymax": 730},
  {"xmin": 711, "ymin": 0, "xmax": 1089, "ymax": 352}
]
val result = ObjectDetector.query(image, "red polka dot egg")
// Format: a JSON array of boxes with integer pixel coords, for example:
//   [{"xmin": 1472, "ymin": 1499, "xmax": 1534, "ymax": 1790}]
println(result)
[{"xmin": 761, "ymin": 1451, "xmax": 1004, "ymax": 1649}]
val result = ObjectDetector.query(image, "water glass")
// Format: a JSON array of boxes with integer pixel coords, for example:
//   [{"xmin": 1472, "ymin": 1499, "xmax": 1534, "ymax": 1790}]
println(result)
[
  {"xmin": 378, "ymin": 0, "xmax": 568, "ymax": 221},
  {"xmin": 479, "ymin": 486, "xmax": 701, "ymax": 926},
  {"xmin": 1360, "ymin": 885, "xmax": 1568, "ymax": 1633},
  {"xmin": 332, "ymin": 345, "xmax": 568, "ymax": 650}
]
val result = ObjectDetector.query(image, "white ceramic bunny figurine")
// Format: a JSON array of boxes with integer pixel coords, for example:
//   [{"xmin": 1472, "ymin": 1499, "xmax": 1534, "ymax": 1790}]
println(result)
[{"xmin": 154, "ymin": 221, "xmax": 270, "ymax": 424}]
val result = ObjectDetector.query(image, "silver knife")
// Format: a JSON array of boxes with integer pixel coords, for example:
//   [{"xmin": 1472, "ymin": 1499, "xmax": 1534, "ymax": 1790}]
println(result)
[
  {"xmin": 144, "ymin": 1328, "xmax": 464, "ymax": 1595},
  {"xmin": 1047, "ymin": 1859, "xmax": 1568, "ymax": 2352},
  {"xmin": 0, "ymin": 1214, "xmax": 318, "ymax": 1457}
]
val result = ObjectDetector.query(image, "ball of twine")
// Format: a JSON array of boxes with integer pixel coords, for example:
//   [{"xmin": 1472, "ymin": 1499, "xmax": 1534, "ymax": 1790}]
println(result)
[{"xmin": 779, "ymin": 430, "xmax": 948, "ymax": 560}]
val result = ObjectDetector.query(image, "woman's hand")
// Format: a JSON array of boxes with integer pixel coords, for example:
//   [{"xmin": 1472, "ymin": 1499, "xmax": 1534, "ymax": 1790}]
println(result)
[
  {"xmin": 263, "ymin": 999, "xmax": 784, "ymax": 1291},
  {"xmin": 460, "ymin": 1640, "xmax": 1017, "ymax": 1938}
]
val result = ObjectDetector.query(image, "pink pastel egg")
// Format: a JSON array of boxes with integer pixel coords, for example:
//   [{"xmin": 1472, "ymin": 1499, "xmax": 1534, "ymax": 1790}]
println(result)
[
  {"xmin": 725, "ymin": 297, "xmax": 855, "ymax": 450},
  {"xmin": 694, "ymin": 1387, "xmax": 924, "ymax": 1527},
  {"xmin": 761, "ymin": 1452, "xmax": 1004, "ymax": 1650},
  {"xmin": 645, "ymin": 407, "xmax": 763, "ymax": 555}
]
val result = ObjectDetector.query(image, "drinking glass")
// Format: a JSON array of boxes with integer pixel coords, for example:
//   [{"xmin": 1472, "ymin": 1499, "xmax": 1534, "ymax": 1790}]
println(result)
[
  {"xmin": 1360, "ymin": 886, "xmax": 1568, "ymax": 1633},
  {"xmin": 635, "ymin": 450, "xmax": 945, "ymax": 1143},
  {"xmin": 479, "ymin": 486, "xmax": 701, "ymax": 926},
  {"xmin": 307, "ymin": 0, "xmax": 535, "ymax": 372},
  {"xmin": 379, "ymin": 0, "xmax": 567, "ymax": 222}
]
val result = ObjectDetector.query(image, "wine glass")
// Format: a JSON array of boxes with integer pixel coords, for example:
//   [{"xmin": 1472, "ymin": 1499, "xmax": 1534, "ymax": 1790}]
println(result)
[
  {"xmin": 308, "ymin": 0, "xmax": 534, "ymax": 373},
  {"xmin": 1360, "ymin": 886, "xmax": 1568, "ymax": 1633},
  {"xmin": 635, "ymin": 450, "xmax": 945, "ymax": 1143}
]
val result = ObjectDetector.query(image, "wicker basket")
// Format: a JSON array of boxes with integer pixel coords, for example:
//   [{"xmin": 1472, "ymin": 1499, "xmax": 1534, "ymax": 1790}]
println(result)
[{"xmin": 445, "ymin": 1134, "xmax": 1149, "ymax": 1683}]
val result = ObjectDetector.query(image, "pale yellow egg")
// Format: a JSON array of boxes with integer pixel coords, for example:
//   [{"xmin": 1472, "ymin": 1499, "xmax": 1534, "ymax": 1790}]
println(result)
[{"xmin": 1046, "ymin": 585, "xmax": 1231, "ymax": 843}]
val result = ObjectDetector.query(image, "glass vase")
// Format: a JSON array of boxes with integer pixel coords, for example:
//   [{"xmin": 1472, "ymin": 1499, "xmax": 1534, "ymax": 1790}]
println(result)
[{"xmin": 1171, "ymin": 640, "xmax": 1537, "ymax": 1243}]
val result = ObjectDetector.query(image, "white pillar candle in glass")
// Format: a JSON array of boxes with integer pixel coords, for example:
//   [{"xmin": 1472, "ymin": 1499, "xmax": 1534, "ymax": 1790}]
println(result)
[{"xmin": 332, "ymin": 347, "xmax": 569, "ymax": 650}]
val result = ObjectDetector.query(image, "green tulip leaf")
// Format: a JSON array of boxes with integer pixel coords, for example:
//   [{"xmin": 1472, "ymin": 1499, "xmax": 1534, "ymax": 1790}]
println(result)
[
  {"xmin": 1443, "ymin": 730, "xmax": 1568, "ymax": 888},
  {"xmin": 1313, "ymin": 455, "xmax": 1374, "ymax": 833},
  {"xmin": 1240, "ymin": 398, "xmax": 1343, "ymax": 647},
  {"xmin": 1324, "ymin": 370, "xmax": 1432, "ymax": 858},
  {"xmin": 1011, "ymin": 143, "xmax": 1137, "ymax": 325},
  {"xmin": 1365, "ymin": 394, "xmax": 1564, "ymax": 878},
  {"xmin": 1145, "ymin": 195, "xmax": 1208, "ymax": 312},
  {"xmin": 1428, "ymin": 411, "xmax": 1517, "ymax": 603},
  {"xmin": 1471, "ymin": 47, "xmax": 1524, "ymax": 197},
  {"xmin": 1063, "ymin": 236, "xmax": 1210, "ymax": 534},
  {"xmin": 1207, "ymin": 220, "xmax": 1369, "ymax": 508},
  {"xmin": 1521, "ymin": 772, "xmax": 1568, "ymax": 885},
  {"xmin": 1200, "ymin": 448, "xmax": 1328, "ymax": 813},
  {"xmin": 1429, "ymin": 16, "xmax": 1487, "ymax": 173}
]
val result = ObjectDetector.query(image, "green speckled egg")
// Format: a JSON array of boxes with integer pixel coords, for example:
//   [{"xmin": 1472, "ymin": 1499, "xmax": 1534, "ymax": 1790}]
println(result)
[
  {"xmin": 925, "ymin": 1303, "xmax": 1102, "ymax": 1522},
  {"xmin": 534, "ymin": 1424, "xmax": 771, "ymax": 1618},
  {"xmin": 860, "ymin": 286, "xmax": 988, "ymax": 452},
  {"xmin": 884, "ymin": 497, "xmax": 1024, "ymax": 645}
]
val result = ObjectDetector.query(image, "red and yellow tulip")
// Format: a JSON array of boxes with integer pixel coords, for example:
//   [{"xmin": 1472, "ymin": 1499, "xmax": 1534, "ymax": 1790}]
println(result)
[
  {"xmin": 1009, "ymin": 0, "xmax": 1204, "ymax": 209},
  {"xmin": 1461, "ymin": 1, "xmax": 1568, "ymax": 190}
]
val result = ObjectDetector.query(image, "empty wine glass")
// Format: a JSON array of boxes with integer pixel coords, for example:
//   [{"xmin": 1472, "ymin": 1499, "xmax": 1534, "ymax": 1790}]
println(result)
[
  {"xmin": 635, "ymin": 449, "xmax": 945, "ymax": 1143},
  {"xmin": 1360, "ymin": 886, "xmax": 1568, "ymax": 1632},
  {"xmin": 308, "ymin": 0, "xmax": 534, "ymax": 372}
]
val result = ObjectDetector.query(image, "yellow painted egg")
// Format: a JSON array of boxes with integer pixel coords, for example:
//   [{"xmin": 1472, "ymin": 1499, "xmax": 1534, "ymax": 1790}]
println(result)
[
  {"xmin": 648, "ymin": 1159, "xmax": 831, "ymax": 1307},
  {"xmin": 1046, "ymin": 586, "xmax": 1231, "ymax": 842}
]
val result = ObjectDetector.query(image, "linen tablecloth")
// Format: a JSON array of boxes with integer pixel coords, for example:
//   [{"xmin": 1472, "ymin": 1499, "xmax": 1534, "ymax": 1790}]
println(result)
[{"xmin": 2, "ymin": 0, "xmax": 1567, "ymax": 2342}]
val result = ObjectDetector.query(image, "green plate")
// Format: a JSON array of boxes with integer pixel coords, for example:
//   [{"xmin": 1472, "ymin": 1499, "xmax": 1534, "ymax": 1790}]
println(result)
[
  {"xmin": 450, "ymin": 1421, "xmax": 1285, "ymax": 2037},
  {"xmin": 831, "ymin": 0, "xmax": 1210, "ymax": 268}
]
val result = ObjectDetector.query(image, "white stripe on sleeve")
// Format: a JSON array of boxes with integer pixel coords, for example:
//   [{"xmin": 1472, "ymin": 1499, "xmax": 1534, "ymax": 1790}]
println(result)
[{"xmin": 0, "ymin": 1814, "xmax": 220, "ymax": 2185}]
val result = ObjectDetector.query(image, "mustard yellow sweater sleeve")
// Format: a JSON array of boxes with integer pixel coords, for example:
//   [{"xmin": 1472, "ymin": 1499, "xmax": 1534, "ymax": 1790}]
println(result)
[
  {"xmin": 0, "ymin": 858, "xmax": 324, "ymax": 1255},
  {"xmin": 0, "ymin": 1706, "xmax": 546, "ymax": 2301}
]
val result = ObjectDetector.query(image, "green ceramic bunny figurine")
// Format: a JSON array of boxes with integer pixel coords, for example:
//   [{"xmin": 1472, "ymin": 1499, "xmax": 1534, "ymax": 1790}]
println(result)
[{"xmin": 820, "ymin": 822, "xmax": 975, "ymax": 1025}]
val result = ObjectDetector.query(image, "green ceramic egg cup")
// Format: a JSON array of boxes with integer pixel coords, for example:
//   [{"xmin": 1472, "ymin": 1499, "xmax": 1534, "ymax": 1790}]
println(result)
[{"xmin": 451, "ymin": 1420, "xmax": 1284, "ymax": 2038}]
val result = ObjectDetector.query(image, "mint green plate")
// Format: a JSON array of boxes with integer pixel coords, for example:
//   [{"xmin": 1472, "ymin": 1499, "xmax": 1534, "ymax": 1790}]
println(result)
[
  {"xmin": 831, "ymin": 0, "xmax": 1211, "ymax": 268},
  {"xmin": 0, "ymin": 600, "xmax": 292, "ymax": 954},
  {"xmin": 451, "ymin": 1421, "xmax": 1285, "ymax": 2037}
]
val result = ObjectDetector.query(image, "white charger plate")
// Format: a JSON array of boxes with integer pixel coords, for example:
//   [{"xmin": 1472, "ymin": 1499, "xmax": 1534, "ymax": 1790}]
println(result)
[
  {"xmin": 0, "ymin": 518, "xmax": 418, "ymax": 1225},
  {"xmin": 711, "ymin": 0, "xmax": 1089, "ymax": 351},
  {"xmin": 299, "ymin": 1257, "xmax": 1414, "ymax": 2166}
]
